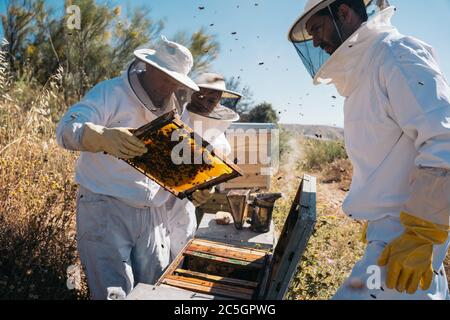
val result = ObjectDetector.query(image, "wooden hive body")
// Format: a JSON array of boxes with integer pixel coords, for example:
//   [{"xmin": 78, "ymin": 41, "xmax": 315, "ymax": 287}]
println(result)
[
  {"xmin": 151, "ymin": 174, "xmax": 317, "ymax": 300},
  {"xmin": 157, "ymin": 238, "xmax": 269, "ymax": 300},
  {"xmin": 223, "ymin": 123, "xmax": 277, "ymax": 191}
]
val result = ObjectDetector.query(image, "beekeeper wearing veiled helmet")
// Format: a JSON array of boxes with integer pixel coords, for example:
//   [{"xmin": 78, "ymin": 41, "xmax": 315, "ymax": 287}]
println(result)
[
  {"xmin": 56, "ymin": 36, "xmax": 217, "ymax": 300},
  {"xmin": 288, "ymin": 0, "xmax": 450, "ymax": 300}
]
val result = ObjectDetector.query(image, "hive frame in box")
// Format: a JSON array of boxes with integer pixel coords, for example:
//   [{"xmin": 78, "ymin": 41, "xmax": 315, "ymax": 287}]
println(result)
[
  {"xmin": 156, "ymin": 238, "xmax": 270, "ymax": 300},
  {"xmin": 124, "ymin": 111, "xmax": 243, "ymax": 200},
  {"xmin": 135, "ymin": 174, "xmax": 316, "ymax": 300}
]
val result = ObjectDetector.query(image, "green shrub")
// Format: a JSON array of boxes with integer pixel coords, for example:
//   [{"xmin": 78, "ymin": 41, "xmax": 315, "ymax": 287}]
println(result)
[{"xmin": 302, "ymin": 139, "xmax": 348, "ymax": 171}]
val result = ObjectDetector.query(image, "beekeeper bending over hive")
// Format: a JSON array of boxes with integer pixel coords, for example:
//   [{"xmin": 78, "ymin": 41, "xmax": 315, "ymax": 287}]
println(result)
[
  {"xmin": 56, "ymin": 36, "xmax": 216, "ymax": 299},
  {"xmin": 288, "ymin": 0, "xmax": 450, "ymax": 299}
]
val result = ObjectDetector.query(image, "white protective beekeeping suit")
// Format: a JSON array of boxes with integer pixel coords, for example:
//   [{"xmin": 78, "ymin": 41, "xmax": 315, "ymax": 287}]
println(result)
[
  {"xmin": 56, "ymin": 61, "xmax": 235, "ymax": 300},
  {"xmin": 289, "ymin": 1, "xmax": 450, "ymax": 300},
  {"xmin": 56, "ymin": 67, "xmax": 189, "ymax": 299}
]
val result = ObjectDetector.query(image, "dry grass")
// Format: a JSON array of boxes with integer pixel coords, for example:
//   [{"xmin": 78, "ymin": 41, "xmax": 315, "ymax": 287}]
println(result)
[
  {"xmin": 0, "ymin": 54, "xmax": 89, "ymax": 299},
  {"xmin": 271, "ymin": 136, "xmax": 364, "ymax": 300},
  {"xmin": 0, "ymin": 136, "xmax": 88, "ymax": 299},
  {"xmin": 446, "ymin": 256, "xmax": 450, "ymax": 283},
  {"xmin": 283, "ymin": 181, "xmax": 366, "ymax": 300},
  {"xmin": 321, "ymin": 158, "xmax": 353, "ymax": 192}
]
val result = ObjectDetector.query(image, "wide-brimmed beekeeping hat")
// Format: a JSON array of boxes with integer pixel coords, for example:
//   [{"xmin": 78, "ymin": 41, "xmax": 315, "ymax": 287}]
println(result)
[{"xmin": 134, "ymin": 35, "xmax": 199, "ymax": 92}]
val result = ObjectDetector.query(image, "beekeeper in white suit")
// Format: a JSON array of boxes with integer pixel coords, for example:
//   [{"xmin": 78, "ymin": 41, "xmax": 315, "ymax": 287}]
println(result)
[
  {"xmin": 56, "ymin": 36, "xmax": 215, "ymax": 300},
  {"xmin": 288, "ymin": 0, "xmax": 450, "ymax": 299}
]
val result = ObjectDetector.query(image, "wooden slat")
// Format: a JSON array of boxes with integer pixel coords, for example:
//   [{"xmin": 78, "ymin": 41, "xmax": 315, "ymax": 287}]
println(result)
[
  {"xmin": 187, "ymin": 243, "xmax": 265, "ymax": 263},
  {"xmin": 232, "ymin": 164, "xmax": 270, "ymax": 174},
  {"xmin": 227, "ymin": 134, "xmax": 272, "ymax": 147},
  {"xmin": 223, "ymin": 175, "xmax": 270, "ymax": 189},
  {"xmin": 229, "ymin": 144, "xmax": 259, "ymax": 151},
  {"xmin": 228, "ymin": 132, "xmax": 273, "ymax": 164},
  {"xmin": 229, "ymin": 153, "xmax": 272, "ymax": 165},
  {"xmin": 226, "ymin": 175, "xmax": 270, "ymax": 183},
  {"xmin": 184, "ymin": 250, "xmax": 264, "ymax": 267},
  {"xmin": 198, "ymin": 191, "xmax": 234, "ymax": 213},
  {"xmin": 192, "ymin": 239, "xmax": 268, "ymax": 256},
  {"xmin": 222, "ymin": 163, "xmax": 272, "ymax": 190},
  {"xmin": 207, "ymin": 193, "xmax": 229, "ymax": 201},
  {"xmin": 228, "ymin": 133, "xmax": 272, "ymax": 142},
  {"xmin": 174, "ymin": 269, "xmax": 258, "ymax": 289},
  {"xmin": 198, "ymin": 203, "xmax": 230, "ymax": 213},
  {"xmin": 227, "ymin": 133, "xmax": 268, "ymax": 141},
  {"xmin": 163, "ymin": 275, "xmax": 254, "ymax": 300},
  {"xmin": 156, "ymin": 239, "xmax": 192, "ymax": 286}
]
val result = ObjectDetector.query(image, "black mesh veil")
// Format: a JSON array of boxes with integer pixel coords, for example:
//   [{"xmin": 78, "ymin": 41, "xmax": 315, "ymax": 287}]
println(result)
[
  {"xmin": 293, "ymin": 32, "xmax": 331, "ymax": 78},
  {"xmin": 289, "ymin": 0, "xmax": 391, "ymax": 78}
]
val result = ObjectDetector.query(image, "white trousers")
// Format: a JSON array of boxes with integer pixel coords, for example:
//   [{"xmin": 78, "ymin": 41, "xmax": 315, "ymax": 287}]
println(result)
[
  {"xmin": 333, "ymin": 216, "xmax": 450, "ymax": 300},
  {"xmin": 76, "ymin": 186, "xmax": 196, "ymax": 300}
]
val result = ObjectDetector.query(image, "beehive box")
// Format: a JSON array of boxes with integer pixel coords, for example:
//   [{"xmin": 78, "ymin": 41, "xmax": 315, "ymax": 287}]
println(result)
[
  {"xmin": 156, "ymin": 238, "xmax": 269, "ymax": 299},
  {"xmin": 125, "ymin": 111, "xmax": 243, "ymax": 199},
  {"xmin": 143, "ymin": 174, "xmax": 317, "ymax": 300},
  {"xmin": 222, "ymin": 123, "xmax": 277, "ymax": 191}
]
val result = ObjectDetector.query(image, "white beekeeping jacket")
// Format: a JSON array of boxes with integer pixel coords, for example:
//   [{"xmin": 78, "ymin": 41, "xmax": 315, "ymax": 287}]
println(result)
[{"xmin": 314, "ymin": 7, "xmax": 450, "ymax": 224}]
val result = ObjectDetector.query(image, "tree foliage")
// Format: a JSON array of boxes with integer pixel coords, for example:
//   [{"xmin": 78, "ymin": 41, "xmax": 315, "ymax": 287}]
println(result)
[
  {"xmin": 172, "ymin": 27, "xmax": 220, "ymax": 78},
  {"xmin": 222, "ymin": 76, "xmax": 254, "ymax": 116},
  {"xmin": 0, "ymin": 0, "xmax": 219, "ymax": 104},
  {"xmin": 0, "ymin": 0, "xmax": 46, "ymax": 74},
  {"xmin": 243, "ymin": 102, "xmax": 279, "ymax": 124}
]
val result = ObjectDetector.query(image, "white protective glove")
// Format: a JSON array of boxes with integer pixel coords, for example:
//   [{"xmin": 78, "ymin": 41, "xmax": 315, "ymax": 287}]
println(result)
[
  {"xmin": 191, "ymin": 187, "xmax": 216, "ymax": 207},
  {"xmin": 81, "ymin": 122, "xmax": 147, "ymax": 159}
]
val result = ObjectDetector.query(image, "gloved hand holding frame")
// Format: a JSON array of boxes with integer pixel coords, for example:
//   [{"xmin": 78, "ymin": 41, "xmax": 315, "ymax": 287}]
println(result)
[{"xmin": 124, "ymin": 111, "xmax": 243, "ymax": 200}]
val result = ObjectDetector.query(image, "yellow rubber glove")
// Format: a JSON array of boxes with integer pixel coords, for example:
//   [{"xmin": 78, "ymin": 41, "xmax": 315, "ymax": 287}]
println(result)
[
  {"xmin": 378, "ymin": 212, "xmax": 449, "ymax": 294},
  {"xmin": 82, "ymin": 122, "xmax": 147, "ymax": 159},
  {"xmin": 191, "ymin": 187, "xmax": 215, "ymax": 207}
]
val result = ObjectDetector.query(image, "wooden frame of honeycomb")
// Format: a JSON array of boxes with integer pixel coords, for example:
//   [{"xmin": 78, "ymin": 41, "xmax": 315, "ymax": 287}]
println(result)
[{"xmin": 124, "ymin": 111, "xmax": 243, "ymax": 199}]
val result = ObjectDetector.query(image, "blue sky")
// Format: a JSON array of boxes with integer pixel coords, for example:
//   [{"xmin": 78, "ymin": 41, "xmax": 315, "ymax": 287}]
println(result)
[{"xmin": 1, "ymin": 0, "xmax": 450, "ymax": 126}]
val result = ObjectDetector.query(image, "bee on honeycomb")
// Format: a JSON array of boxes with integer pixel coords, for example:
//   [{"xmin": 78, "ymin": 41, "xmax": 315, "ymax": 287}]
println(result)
[{"xmin": 126, "ymin": 122, "xmax": 233, "ymax": 195}]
